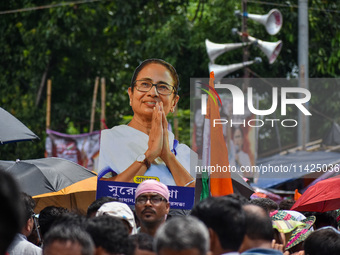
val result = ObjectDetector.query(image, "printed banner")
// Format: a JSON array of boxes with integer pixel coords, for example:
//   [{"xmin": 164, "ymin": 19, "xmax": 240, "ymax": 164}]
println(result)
[
  {"xmin": 96, "ymin": 124, "xmax": 197, "ymax": 209},
  {"xmin": 96, "ymin": 180, "xmax": 195, "ymax": 209},
  {"xmin": 45, "ymin": 129, "xmax": 101, "ymax": 172}
]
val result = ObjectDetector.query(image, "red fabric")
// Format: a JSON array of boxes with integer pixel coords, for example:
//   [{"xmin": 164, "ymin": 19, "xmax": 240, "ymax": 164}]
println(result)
[{"xmin": 291, "ymin": 175, "xmax": 340, "ymax": 212}]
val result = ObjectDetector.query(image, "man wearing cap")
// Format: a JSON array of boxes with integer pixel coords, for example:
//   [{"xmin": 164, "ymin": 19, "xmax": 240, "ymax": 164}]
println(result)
[
  {"xmin": 96, "ymin": 201, "xmax": 138, "ymax": 235},
  {"xmin": 134, "ymin": 180, "xmax": 170, "ymax": 237}
]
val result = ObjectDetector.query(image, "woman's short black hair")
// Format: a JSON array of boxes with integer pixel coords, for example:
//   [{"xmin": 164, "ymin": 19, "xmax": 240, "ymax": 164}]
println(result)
[{"xmin": 130, "ymin": 58, "xmax": 179, "ymax": 94}]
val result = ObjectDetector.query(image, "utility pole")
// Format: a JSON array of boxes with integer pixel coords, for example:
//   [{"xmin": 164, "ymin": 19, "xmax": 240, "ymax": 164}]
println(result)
[
  {"xmin": 242, "ymin": 0, "xmax": 249, "ymax": 92},
  {"xmin": 298, "ymin": 0, "xmax": 309, "ymax": 149}
]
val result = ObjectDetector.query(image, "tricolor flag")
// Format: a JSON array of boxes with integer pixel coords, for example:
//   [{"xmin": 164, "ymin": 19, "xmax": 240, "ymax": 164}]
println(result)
[{"xmin": 201, "ymin": 72, "xmax": 233, "ymax": 199}]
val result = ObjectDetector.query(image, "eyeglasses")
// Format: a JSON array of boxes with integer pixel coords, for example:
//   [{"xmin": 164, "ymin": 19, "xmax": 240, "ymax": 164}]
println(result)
[
  {"xmin": 133, "ymin": 80, "xmax": 176, "ymax": 95},
  {"xmin": 32, "ymin": 213, "xmax": 42, "ymax": 244},
  {"xmin": 135, "ymin": 195, "xmax": 167, "ymax": 205}
]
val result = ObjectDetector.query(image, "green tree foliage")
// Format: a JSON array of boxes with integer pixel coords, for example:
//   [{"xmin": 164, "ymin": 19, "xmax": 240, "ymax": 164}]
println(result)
[{"xmin": 0, "ymin": 0, "xmax": 339, "ymax": 160}]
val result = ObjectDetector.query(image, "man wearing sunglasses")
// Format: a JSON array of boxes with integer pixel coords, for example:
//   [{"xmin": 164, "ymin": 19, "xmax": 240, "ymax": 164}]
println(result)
[{"xmin": 134, "ymin": 180, "xmax": 170, "ymax": 237}]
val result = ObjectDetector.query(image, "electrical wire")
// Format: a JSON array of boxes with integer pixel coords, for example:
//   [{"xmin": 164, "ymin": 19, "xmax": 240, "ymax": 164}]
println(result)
[
  {"xmin": 0, "ymin": 0, "xmax": 111, "ymax": 15},
  {"xmin": 247, "ymin": 0, "xmax": 340, "ymax": 14}
]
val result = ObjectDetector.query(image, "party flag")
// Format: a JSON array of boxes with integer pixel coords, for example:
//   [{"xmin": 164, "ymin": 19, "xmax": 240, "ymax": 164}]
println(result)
[{"xmin": 201, "ymin": 72, "xmax": 233, "ymax": 198}]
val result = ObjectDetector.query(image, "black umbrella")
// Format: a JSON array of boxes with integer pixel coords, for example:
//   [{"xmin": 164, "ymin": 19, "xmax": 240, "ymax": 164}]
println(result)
[
  {"xmin": 230, "ymin": 171, "xmax": 254, "ymax": 198},
  {"xmin": 0, "ymin": 157, "xmax": 96, "ymax": 197},
  {"xmin": 0, "ymin": 107, "xmax": 39, "ymax": 144}
]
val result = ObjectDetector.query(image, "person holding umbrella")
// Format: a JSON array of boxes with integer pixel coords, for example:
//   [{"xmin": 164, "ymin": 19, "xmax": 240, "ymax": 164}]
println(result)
[{"xmin": 98, "ymin": 58, "xmax": 196, "ymax": 187}]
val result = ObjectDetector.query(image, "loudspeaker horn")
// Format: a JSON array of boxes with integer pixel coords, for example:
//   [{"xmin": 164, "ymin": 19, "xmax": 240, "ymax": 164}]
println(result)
[
  {"xmin": 233, "ymin": 29, "xmax": 282, "ymax": 64},
  {"xmin": 209, "ymin": 57, "xmax": 262, "ymax": 82},
  {"xmin": 247, "ymin": 35, "xmax": 282, "ymax": 64},
  {"xmin": 205, "ymin": 39, "xmax": 253, "ymax": 64},
  {"xmin": 234, "ymin": 9, "xmax": 283, "ymax": 35}
]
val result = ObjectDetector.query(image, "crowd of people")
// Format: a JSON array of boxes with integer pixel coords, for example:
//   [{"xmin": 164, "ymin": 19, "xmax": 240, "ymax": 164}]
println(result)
[
  {"xmin": 1, "ymin": 171, "xmax": 340, "ymax": 255},
  {"xmin": 2, "ymin": 59, "xmax": 340, "ymax": 255}
]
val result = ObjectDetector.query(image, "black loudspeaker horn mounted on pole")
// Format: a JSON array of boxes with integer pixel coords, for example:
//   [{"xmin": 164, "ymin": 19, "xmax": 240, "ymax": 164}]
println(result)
[
  {"xmin": 234, "ymin": 8, "xmax": 283, "ymax": 35},
  {"xmin": 205, "ymin": 39, "xmax": 254, "ymax": 64},
  {"xmin": 209, "ymin": 57, "xmax": 262, "ymax": 82},
  {"xmin": 232, "ymin": 29, "xmax": 282, "ymax": 64}
]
